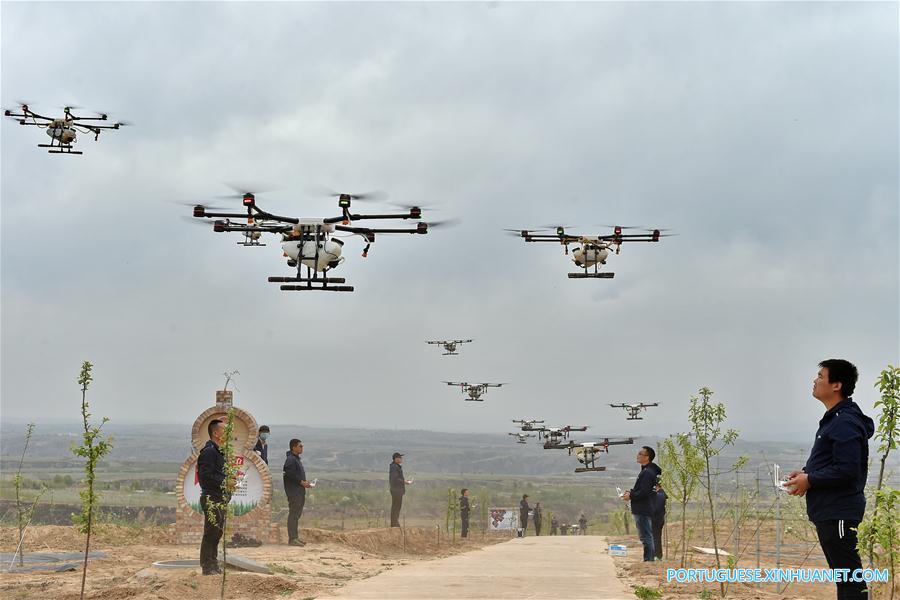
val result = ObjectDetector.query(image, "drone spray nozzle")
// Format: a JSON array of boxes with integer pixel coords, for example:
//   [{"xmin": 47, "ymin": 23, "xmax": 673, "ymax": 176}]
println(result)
[{"xmin": 362, "ymin": 243, "xmax": 370, "ymax": 258}]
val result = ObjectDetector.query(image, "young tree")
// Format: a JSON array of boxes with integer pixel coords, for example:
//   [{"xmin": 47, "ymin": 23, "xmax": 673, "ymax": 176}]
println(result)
[
  {"xmin": 13, "ymin": 423, "xmax": 46, "ymax": 567},
  {"xmin": 213, "ymin": 408, "xmax": 238, "ymax": 600},
  {"xmin": 659, "ymin": 432, "xmax": 704, "ymax": 567},
  {"xmin": 858, "ymin": 365, "xmax": 900, "ymax": 599},
  {"xmin": 72, "ymin": 362, "xmax": 113, "ymax": 600},
  {"xmin": 688, "ymin": 387, "xmax": 746, "ymax": 598}
]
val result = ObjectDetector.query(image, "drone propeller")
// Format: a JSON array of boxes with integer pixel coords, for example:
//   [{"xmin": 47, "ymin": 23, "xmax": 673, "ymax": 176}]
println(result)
[
  {"xmin": 391, "ymin": 202, "xmax": 437, "ymax": 211},
  {"xmin": 114, "ymin": 120, "xmax": 134, "ymax": 127},
  {"xmin": 421, "ymin": 218, "xmax": 460, "ymax": 229},
  {"xmin": 596, "ymin": 224, "xmax": 645, "ymax": 230}
]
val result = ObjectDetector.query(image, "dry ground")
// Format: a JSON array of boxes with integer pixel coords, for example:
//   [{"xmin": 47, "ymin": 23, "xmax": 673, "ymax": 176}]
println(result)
[
  {"xmin": 0, "ymin": 525, "xmax": 503, "ymax": 600},
  {"xmin": 609, "ymin": 521, "xmax": 899, "ymax": 600}
]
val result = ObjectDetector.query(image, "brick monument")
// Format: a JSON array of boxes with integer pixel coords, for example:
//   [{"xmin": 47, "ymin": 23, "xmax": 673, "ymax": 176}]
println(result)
[{"xmin": 175, "ymin": 389, "xmax": 281, "ymax": 544}]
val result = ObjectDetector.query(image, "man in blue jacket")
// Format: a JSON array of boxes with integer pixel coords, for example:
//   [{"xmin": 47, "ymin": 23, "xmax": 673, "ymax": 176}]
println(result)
[
  {"xmin": 198, "ymin": 419, "xmax": 233, "ymax": 575},
  {"xmin": 785, "ymin": 359, "xmax": 874, "ymax": 600},
  {"xmin": 283, "ymin": 439, "xmax": 311, "ymax": 546},
  {"xmin": 623, "ymin": 446, "xmax": 660, "ymax": 562}
]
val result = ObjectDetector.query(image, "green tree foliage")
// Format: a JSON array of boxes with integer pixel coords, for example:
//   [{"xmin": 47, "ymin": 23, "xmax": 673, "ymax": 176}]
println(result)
[
  {"xmin": 659, "ymin": 432, "xmax": 704, "ymax": 567},
  {"xmin": 858, "ymin": 365, "xmax": 900, "ymax": 599},
  {"xmin": 72, "ymin": 362, "xmax": 113, "ymax": 600},
  {"xmin": 688, "ymin": 387, "xmax": 747, "ymax": 597}
]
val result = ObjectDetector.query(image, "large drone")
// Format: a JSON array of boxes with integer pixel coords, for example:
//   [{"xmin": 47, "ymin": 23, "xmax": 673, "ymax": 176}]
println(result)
[
  {"xmin": 609, "ymin": 402, "xmax": 659, "ymax": 420},
  {"xmin": 189, "ymin": 189, "xmax": 445, "ymax": 292},
  {"xmin": 508, "ymin": 432, "xmax": 536, "ymax": 444},
  {"xmin": 4, "ymin": 104, "xmax": 128, "ymax": 154},
  {"xmin": 443, "ymin": 381, "xmax": 505, "ymax": 402},
  {"xmin": 544, "ymin": 438, "xmax": 635, "ymax": 472},
  {"xmin": 426, "ymin": 339, "xmax": 473, "ymax": 356},
  {"xmin": 505, "ymin": 225, "xmax": 671, "ymax": 279}
]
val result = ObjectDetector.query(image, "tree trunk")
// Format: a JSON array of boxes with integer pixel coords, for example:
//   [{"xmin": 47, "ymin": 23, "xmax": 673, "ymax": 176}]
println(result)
[{"xmin": 705, "ymin": 458, "xmax": 725, "ymax": 597}]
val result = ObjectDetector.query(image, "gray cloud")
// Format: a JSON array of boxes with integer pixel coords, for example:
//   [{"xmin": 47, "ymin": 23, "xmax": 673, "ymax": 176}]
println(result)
[{"xmin": 1, "ymin": 2, "xmax": 896, "ymax": 442}]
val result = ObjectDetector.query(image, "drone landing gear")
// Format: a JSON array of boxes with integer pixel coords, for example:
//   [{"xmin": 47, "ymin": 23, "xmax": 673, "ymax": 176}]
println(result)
[
  {"xmin": 574, "ymin": 466, "xmax": 607, "ymax": 473},
  {"xmin": 39, "ymin": 144, "xmax": 82, "ymax": 155},
  {"xmin": 268, "ymin": 276, "xmax": 353, "ymax": 292},
  {"xmin": 568, "ymin": 272, "xmax": 614, "ymax": 279}
]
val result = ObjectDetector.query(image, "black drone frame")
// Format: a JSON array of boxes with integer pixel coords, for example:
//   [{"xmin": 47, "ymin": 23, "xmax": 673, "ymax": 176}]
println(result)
[
  {"xmin": 536, "ymin": 425, "xmax": 588, "ymax": 442},
  {"xmin": 192, "ymin": 192, "xmax": 427, "ymax": 292},
  {"xmin": 426, "ymin": 339, "xmax": 473, "ymax": 356},
  {"xmin": 609, "ymin": 403, "xmax": 659, "ymax": 421},
  {"xmin": 543, "ymin": 437, "xmax": 635, "ymax": 472},
  {"xmin": 443, "ymin": 381, "xmax": 505, "ymax": 401},
  {"xmin": 508, "ymin": 226, "xmax": 664, "ymax": 279},
  {"xmin": 4, "ymin": 105, "xmax": 125, "ymax": 154}
]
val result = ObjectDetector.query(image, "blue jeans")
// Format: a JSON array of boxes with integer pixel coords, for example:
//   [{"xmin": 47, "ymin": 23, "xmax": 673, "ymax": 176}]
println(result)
[{"xmin": 633, "ymin": 514, "xmax": 655, "ymax": 561}]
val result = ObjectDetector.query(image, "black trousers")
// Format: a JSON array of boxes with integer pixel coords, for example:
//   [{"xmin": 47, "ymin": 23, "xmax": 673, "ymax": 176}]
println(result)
[
  {"xmin": 814, "ymin": 519, "xmax": 868, "ymax": 600},
  {"xmin": 534, "ymin": 519, "xmax": 542, "ymax": 536},
  {"xmin": 287, "ymin": 493, "xmax": 306, "ymax": 542},
  {"xmin": 390, "ymin": 493, "xmax": 403, "ymax": 527},
  {"xmin": 652, "ymin": 513, "xmax": 665, "ymax": 560},
  {"xmin": 520, "ymin": 513, "xmax": 528, "ymax": 536},
  {"xmin": 461, "ymin": 512, "xmax": 469, "ymax": 538},
  {"xmin": 200, "ymin": 494, "xmax": 226, "ymax": 571}
]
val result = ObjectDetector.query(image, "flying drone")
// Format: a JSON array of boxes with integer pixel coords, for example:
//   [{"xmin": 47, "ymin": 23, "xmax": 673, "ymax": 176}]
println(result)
[
  {"xmin": 3, "ymin": 104, "xmax": 129, "ymax": 154},
  {"xmin": 508, "ymin": 432, "xmax": 536, "ymax": 444},
  {"xmin": 536, "ymin": 425, "xmax": 589, "ymax": 443},
  {"xmin": 426, "ymin": 339, "xmax": 473, "ymax": 356},
  {"xmin": 443, "ymin": 381, "xmax": 505, "ymax": 402},
  {"xmin": 505, "ymin": 225, "xmax": 672, "ymax": 279},
  {"xmin": 512, "ymin": 419, "xmax": 545, "ymax": 432},
  {"xmin": 189, "ymin": 188, "xmax": 448, "ymax": 292},
  {"xmin": 543, "ymin": 437, "xmax": 635, "ymax": 472},
  {"xmin": 609, "ymin": 402, "xmax": 659, "ymax": 420}
]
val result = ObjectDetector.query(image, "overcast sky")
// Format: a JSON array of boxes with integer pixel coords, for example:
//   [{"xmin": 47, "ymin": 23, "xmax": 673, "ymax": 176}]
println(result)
[{"xmin": 1, "ymin": 1, "xmax": 897, "ymax": 443}]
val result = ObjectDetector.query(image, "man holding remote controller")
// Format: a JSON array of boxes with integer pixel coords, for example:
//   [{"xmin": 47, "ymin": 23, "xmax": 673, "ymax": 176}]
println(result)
[{"xmin": 784, "ymin": 359, "xmax": 874, "ymax": 600}]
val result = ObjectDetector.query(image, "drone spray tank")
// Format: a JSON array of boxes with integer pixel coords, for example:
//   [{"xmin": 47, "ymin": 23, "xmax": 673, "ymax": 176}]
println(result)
[{"xmin": 281, "ymin": 221, "xmax": 344, "ymax": 272}]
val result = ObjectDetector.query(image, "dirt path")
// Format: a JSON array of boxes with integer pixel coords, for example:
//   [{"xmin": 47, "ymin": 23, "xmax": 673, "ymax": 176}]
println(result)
[{"xmin": 319, "ymin": 535, "xmax": 634, "ymax": 600}]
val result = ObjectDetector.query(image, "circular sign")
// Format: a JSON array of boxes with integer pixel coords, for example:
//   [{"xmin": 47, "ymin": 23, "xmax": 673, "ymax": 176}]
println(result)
[
  {"xmin": 182, "ymin": 453, "xmax": 266, "ymax": 516},
  {"xmin": 191, "ymin": 406, "xmax": 258, "ymax": 454}
]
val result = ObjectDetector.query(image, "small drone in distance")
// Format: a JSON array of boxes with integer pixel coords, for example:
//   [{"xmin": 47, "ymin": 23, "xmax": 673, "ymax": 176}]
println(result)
[
  {"xmin": 512, "ymin": 419, "xmax": 545, "ymax": 432},
  {"xmin": 426, "ymin": 339, "xmax": 473, "ymax": 356},
  {"xmin": 537, "ymin": 425, "xmax": 589, "ymax": 444},
  {"xmin": 4, "ymin": 104, "xmax": 129, "ymax": 154},
  {"xmin": 508, "ymin": 432, "xmax": 536, "ymax": 444},
  {"xmin": 189, "ymin": 188, "xmax": 450, "ymax": 292},
  {"xmin": 609, "ymin": 402, "xmax": 659, "ymax": 420},
  {"xmin": 443, "ymin": 381, "xmax": 505, "ymax": 402},
  {"xmin": 505, "ymin": 225, "xmax": 672, "ymax": 279}
]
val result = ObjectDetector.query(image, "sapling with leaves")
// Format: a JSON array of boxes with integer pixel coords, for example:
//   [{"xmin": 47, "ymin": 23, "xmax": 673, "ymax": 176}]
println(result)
[
  {"xmin": 211, "ymin": 409, "xmax": 238, "ymax": 600},
  {"xmin": 659, "ymin": 432, "xmax": 704, "ymax": 567},
  {"xmin": 688, "ymin": 387, "xmax": 747, "ymax": 598},
  {"xmin": 13, "ymin": 423, "xmax": 47, "ymax": 567},
  {"xmin": 857, "ymin": 365, "xmax": 900, "ymax": 599},
  {"xmin": 72, "ymin": 361, "xmax": 113, "ymax": 600}
]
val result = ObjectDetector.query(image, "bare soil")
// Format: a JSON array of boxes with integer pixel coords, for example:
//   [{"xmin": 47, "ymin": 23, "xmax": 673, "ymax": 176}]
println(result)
[{"xmin": 0, "ymin": 525, "xmax": 502, "ymax": 600}]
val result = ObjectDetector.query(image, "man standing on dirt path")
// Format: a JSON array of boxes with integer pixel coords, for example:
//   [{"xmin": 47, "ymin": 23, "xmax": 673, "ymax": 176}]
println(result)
[
  {"xmin": 533, "ymin": 502, "xmax": 543, "ymax": 536},
  {"xmin": 389, "ymin": 452, "xmax": 411, "ymax": 527},
  {"xmin": 518, "ymin": 494, "xmax": 530, "ymax": 537},
  {"xmin": 283, "ymin": 438, "xmax": 311, "ymax": 546},
  {"xmin": 785, "ymin": 359, "xmax": 874, "ymax": 600},
  {"xmin": 459, "ymin": 488, "xmax": 471, "ymax": 538},
  {"xmin": 622, "ymin": 446, "xmax": 660, "ymax": 562},
  {"xmin": 198, "ymin": 419, "xmax": 232, "ymax": 575}
]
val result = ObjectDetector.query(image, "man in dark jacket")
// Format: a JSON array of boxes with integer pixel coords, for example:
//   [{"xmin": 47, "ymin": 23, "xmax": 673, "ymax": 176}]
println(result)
[
  {"xmin": 389, "ymin": 452, "xmax": 410, "ymax": 527},
  {"xmin": 578, "ymin": 513, "xmax": 588, "ymax": 535},
  {"xmin": 652, "ymin": 483, "xmax": 668, "ymax": 560},
  {"xmin": 785, "ymin": 359, "xmax": 874, "ymax": 600},
  {"xmin": 533, "ymin": 503, "xmax": 543, "ymax": 536},
  {"xmin": 518, "ymin": 494, "xmax": 530, "ymax": 537},
  {"xmin": 459, "ymin": 488, "xmax": 471, "ymax": 538},
  {"xmin": 198, "ymin": 419, "xmax": 232, "ymax": 575},
  {"xmin": 550, "ymin": 515, "xmax": 559, "ymax": 535},
  {"xmin": 283, "ymin": 439, "xmax": 310, "ymax": 546},
  {"xmin": 623, "ymin": 446, "xmax": 660, "ymax": 562},
  {"xmin": 253, "ymin": 425, "xmax": 270, "ymax": 465}
]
